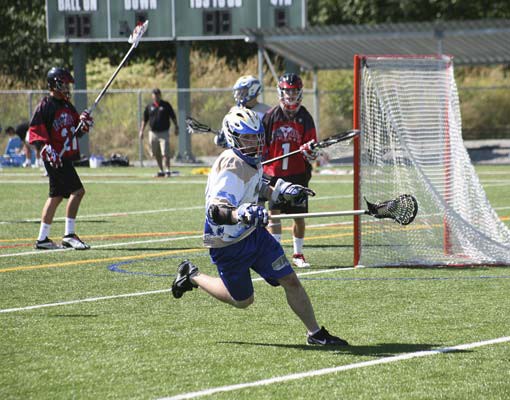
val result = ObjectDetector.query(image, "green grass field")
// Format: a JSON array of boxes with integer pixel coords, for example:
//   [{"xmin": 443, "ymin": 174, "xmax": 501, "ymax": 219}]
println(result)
[{"xmin": 1, "ymin": 165, "xmax": 510, "ymax": 400}]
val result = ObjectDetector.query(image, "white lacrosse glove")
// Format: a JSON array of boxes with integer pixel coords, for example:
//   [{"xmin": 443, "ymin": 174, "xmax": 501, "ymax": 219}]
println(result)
[
  {"xmin": 214, "ymin": 130, "xmax": 229, "ymax": 148},
  {"xmin": 300, "ymin": 139, "xmax": 319, "ymax": 162},
  {"xmin": 273, "ymin": 178, "xmax": 316, "ymax": 206},
  {"xmin": 237, "ymin": 203, "xmax": 269, "ymax": 227},
  {"xmin": 79, "ymin": 109, "xmax": 94, "ymax": 133},
  {"xmin": 41, "ymin": 144, "xmax": 63, "ymax": 168}
]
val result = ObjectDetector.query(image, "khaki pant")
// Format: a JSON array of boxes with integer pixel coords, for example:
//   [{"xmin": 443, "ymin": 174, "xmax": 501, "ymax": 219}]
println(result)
[{"xmin": 149, "ymin": 130, "xmax": 170, "ymax": 161}]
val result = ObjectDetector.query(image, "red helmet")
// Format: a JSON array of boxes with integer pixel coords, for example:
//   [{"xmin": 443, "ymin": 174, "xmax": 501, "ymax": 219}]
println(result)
[
  {"xmin": 277, "ymin": 73, "xmax": 303, "ymax": 113},
  {"xmin": 47, "ymin": 67, "xmax": 74, "ymax": 100}
]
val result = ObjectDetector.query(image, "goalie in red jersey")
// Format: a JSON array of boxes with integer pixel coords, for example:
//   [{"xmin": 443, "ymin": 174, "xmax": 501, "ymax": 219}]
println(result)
[
  {"xmin": 262, "ymin": 73, "xmax": 319, "ymax": 268},
  {"xmin": 28, "ymin": 67, "xmax": 94, "ymax": 250}
]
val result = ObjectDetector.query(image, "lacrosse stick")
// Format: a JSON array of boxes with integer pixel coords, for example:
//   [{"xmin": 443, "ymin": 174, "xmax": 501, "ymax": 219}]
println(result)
[
  {"xmin": 71, "ymin": 20, "xmax": 149, "ymax": 141},
  {"xmin": 186, "ymin": 116, "xmax": 219, "ymax": 135},
  {"xmin": 270, "ymin": 194, "xmax": 418, "ymax": 225},
  {"xmin": 261, "ymin": 129, "xmax": 360, "ymax": 166}
]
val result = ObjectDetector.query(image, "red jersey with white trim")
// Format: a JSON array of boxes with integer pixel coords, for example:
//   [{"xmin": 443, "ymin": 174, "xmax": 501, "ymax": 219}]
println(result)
[
  {"xmin": 28, "ymin": 96, "xmax": 81, "ymax": 160},
  {"xmin": 262, "ymin": 105, "xmax": 317, "ymax": 177}
]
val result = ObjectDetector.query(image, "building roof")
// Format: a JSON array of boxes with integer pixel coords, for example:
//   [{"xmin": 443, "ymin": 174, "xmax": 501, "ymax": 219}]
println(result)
[{"xmin": 243, "ymin": 19, "xmax": 510, "ymax": 70}]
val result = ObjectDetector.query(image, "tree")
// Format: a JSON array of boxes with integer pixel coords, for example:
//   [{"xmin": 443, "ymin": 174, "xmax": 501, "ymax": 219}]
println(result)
[{"xmin": 1, "ymin": 3, "xmax": 71, "ymax": 85}]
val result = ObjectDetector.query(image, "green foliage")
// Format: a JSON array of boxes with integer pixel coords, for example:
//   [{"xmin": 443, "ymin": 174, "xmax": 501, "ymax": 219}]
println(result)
[
  {"xmin": 0, "ymin": 3, "xmax": 71, "ymax": 85},
  {"xmin": 2, "ymin": 1, "xmax": 510, "ymax": 87},
  {"xmin": 307, "ymin": 0, "xmax": 510, "ymax": 25}
]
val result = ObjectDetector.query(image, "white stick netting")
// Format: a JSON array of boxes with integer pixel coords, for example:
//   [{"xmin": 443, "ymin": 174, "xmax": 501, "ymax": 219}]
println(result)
[{"xmin": 358, "ymin": 55, "xmax": 510, "ymax": 267}]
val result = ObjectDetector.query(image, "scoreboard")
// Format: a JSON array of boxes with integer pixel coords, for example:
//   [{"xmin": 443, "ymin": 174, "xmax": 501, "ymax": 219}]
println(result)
[{"xmin": 46, "ymin": 0, "xmax": 306, "ymax": 43}]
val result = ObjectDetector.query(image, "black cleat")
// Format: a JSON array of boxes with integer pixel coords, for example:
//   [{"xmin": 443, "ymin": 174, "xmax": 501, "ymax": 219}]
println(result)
[
  {"xmin": 171, "ymin": 260, "xmax": 199, "ymax": 299},
  {"xmin": 35, "ymin": 237, "xmax": 61, "ymax": 250},
  {"xmin": 307, "ymin": 326, "xmax": 349, "ymax": 346}
]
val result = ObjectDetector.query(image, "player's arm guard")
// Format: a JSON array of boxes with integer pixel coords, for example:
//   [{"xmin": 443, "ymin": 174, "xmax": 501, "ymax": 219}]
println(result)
[
  {"xmin": 258, "ymin": 174, "xmax": 272, "ymax": 203},
  {"xmin": 207, "ymin": 204, "xmax": 237, "ymax": 225}
]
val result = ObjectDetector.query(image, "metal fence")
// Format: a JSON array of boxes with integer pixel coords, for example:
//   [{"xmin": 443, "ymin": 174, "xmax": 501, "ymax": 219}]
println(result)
[{"xmin": 1, "ymin": 86, "xmax": 509, "ymax": 165}]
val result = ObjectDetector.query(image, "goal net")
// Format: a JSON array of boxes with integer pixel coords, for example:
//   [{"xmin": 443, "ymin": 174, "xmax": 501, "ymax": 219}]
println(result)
[{"xmin": 353, "ymin": 54, "xmax": 510, "ymax": 267}]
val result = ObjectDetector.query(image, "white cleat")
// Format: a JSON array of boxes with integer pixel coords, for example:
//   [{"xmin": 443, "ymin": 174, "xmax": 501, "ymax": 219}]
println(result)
[
  {"xmin": 62, "ymin": 234, "xmax": 90, "ymax": 250},
  {"xmin": 292, "ymin": 253, "xmax": 311, "ymax": 268}
]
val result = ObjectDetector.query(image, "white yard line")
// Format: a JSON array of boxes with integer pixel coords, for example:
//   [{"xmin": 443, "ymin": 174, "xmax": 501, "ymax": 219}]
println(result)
[
  {"xmin": 0, "ymin": 235, "xmax": 202, "ymax": 258},
  {"xmin": 0, "ymin": 179, "xmax": 207, "ymax": 185},
  {"xmin": 0, "ymin": 268, "xmax": 354, "ymax": 314},
  {"xmin": 158, "ymin": 336, "xmax": 510, "ymax": 400},
  {"xmin": 0, "ymin": 195, "xmax": 346, "ymax": 225},
  {"xmin": 0, "ymin": 206, "xmax": 203, "ymax": 224}
]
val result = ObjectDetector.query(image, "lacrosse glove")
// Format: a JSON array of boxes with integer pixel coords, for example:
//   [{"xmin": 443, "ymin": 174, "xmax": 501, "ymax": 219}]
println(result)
[
  {"xmin": 237, "ymin": 203, "xmax": 269, "ymax": 227},
  {"xmin": 41, "ymin": 144, "xmax": 63, "ymax": 168},
  {"xmin": 273, "ymin": 178, "xmax": 316, "ymax": 206},
  {"xmin": 300, "ymin": 139, "xmax": 319, "ymax": 162},
  {"xmin": 214, "ymin": 130, "xmax": 229, "ymax": 148},
  {"xmin": 79, "ymin": 109, "xmax": 94, "ymax": 133}
]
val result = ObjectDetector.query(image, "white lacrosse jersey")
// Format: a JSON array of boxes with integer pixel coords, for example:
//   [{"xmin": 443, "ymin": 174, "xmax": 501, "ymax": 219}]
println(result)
[{"xmin": 203, "ymin": 148, "xmax": 271, "ymax": 248}]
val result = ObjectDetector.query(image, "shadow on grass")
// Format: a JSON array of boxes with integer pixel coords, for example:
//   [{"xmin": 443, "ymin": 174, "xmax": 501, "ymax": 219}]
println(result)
[
  {"xmin": 94, "ymin": 246, "xmax": 202, "ymax": 252},
  {"xmin": 49, "ymin": 314, "xmax": 99, "ymax": 318},
  {"xmin": 217, "ymin": 341, "xmax": 472, "ymax": 356}
]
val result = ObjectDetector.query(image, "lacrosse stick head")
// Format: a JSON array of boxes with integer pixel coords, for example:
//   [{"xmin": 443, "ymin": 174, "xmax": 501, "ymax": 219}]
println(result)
[
  {"xmin": 186, "ymin": 116, "xmax": 216, "ymax": 135},
  {"xmin": 365, "ymin": 194, "xmax": 418, "ymax": 225},
  {"xmin": 128, "ymin": 20, "xmax": 149, "ymax": 47},
  {"xmin": 313, "ymin": 129, "xmax": 360, "ymax": 164}
]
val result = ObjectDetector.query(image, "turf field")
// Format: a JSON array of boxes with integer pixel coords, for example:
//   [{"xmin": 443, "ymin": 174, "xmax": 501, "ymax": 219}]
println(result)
[{"xmin": 1, "ymin": 165, "xmax": 510, "ymax": 400}]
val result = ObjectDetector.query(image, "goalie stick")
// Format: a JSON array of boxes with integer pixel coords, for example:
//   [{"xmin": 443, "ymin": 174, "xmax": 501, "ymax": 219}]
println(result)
[
  {"xmin": 69, "ymin": 20, "xmax": 149, "ymax": 144},
  {"xmin": 270, "ymin": 194, "xmax": 418, "ymax": 225}
]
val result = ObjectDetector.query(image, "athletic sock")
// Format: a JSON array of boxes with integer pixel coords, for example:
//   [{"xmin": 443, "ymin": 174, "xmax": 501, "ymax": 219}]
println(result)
[
  {"xmin": 65, "ymin": 218, "xmax": 76, "ymax": 236},
  {"xmin": 308, "ymin": 327, "xmax": 321, "ymax": 336},
  {"xmin": 38, "ymin": 223, "xmax": 51, "ymax": 241},
  {"xmin": 293, "ymin": 237, "xmax": 304, "ymax": 254}
]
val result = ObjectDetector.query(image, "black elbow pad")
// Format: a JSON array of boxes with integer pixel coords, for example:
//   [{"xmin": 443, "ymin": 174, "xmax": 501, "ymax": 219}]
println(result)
[{"xmin": 207, "ymin": 204, "xmax": 237, "ymax": 225}]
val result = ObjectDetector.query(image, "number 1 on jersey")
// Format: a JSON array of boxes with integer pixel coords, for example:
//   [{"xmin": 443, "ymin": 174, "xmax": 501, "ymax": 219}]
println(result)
[{"xmin": 281, "ymin": 142, "xmax": 290, "ymax": 170}]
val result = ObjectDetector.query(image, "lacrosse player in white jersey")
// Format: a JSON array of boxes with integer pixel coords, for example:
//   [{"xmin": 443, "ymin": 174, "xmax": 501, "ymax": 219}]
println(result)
[
  {"xmin": 214, "ymin": 75, "xmax": 271, "ymax": 148},
  {"xmin": 172, "ymin": 106, "xmax": 348, "ymax": 346}
]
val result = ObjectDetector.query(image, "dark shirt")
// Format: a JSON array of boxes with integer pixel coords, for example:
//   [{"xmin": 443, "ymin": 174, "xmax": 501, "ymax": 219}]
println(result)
[{"xmin": 143, "ymin": 100, "xmax": 176, "ymax": 131}]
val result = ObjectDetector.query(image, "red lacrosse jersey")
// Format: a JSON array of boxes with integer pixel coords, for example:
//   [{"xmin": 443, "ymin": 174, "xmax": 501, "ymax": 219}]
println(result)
[
  {"xmin": 28, "ymin": 96, "xmax": 81, "ymax": 160},
  {"xmin": 262, "ymin": 105, "xmax": 317, "ymax": 177}
]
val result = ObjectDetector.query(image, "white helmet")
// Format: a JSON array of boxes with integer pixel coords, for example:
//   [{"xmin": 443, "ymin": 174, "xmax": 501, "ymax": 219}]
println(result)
[
  {"xmin": 222, "ymin": 106, "xmax": 264, "ymax": 162},
  {"xmin": 233, "ymin": 75, "xmax": 262, "ymax": 106}
]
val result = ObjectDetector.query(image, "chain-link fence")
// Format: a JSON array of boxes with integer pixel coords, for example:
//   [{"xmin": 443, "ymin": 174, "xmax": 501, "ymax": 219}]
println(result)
[{"xmin": 1, "ymin": 86, "xmax": 509, "ymax": 164}]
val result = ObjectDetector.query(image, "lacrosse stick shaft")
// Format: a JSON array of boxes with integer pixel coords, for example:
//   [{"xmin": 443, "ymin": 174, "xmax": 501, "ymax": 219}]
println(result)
[
  {"xmin": 74, "ymin": 21, "xmax": 148, "ymax": 134},
  {"xmin": 261, "ymin": 148, "xmax": 302, "ymax": 165},
  {"xmin": 261, "ymin": 129, "xmax": 359, "ymax": 166},
  {"xmin": 74, "ymin": 43, "xmax": 137, "ymax": 134},
  {"xmin": 270, "ymin": 210, "xmax": 367, "ymax": 219}
]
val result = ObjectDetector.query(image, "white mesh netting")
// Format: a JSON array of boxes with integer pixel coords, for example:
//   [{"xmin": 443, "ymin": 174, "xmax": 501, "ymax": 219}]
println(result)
[{"xmin": 358, "ymin": 55, "xmax": 510, "ymax": 267}]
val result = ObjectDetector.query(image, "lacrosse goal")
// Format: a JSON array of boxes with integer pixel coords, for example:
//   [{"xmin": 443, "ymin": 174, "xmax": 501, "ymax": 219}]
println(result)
[{"xmin": 353, "ymin": 54, "xmax": 510, "ymax": 267}]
